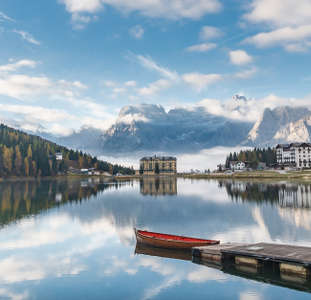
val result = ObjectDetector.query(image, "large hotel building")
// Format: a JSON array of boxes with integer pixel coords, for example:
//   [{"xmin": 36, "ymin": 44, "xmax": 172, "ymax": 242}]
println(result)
[
  {"xmin": 276, "ymin": 143, "xmax": 311, "ymax": 168},
  {"xmin": 139, "ymin": 155, "xmax": 177, "ymax": 175}
]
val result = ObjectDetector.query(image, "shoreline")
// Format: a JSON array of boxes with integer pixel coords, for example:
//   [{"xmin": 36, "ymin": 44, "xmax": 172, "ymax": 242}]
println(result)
[
  {"xmin": 2, "ymin": 170, "xmax": 311, "ymax": 181},
  {"xmin": 177, "ymin": 170, "xmax": 311, "ymax": 180}
]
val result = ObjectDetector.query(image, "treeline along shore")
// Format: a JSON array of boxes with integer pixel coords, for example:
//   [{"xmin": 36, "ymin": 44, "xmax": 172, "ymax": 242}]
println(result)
[{"xmin": 0, "ymin": 124, "xmax": 134, "ymax": 178}]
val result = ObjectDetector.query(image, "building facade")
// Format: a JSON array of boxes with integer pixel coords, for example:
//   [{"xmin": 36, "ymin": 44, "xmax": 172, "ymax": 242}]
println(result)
[
  {"xmin": 230, "ymin": 161, "xmax": 246, "ymax": 171},
  {"xmin": 140, "ymin": 155, "xmax": 177, "ymax": 175},
  {"xmin": 276, "ymin": 143, "xmax": 311, "ymax": 168}
]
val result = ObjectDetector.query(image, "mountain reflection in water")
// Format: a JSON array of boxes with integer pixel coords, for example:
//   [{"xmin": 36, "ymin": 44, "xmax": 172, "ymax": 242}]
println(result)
[{"xmin": 0, "ymin": 178, "xmax": 310, "ymax": 299}]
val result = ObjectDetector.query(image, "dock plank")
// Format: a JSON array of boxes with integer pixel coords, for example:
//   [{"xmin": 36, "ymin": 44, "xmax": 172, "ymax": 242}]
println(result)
[
  {"xmin": 193, "ymin": 243, "xmax": 245, "ymax": 256},
  {"xmin": 222, "ymin": 243, "xmax": 311, "ymax": 266}
]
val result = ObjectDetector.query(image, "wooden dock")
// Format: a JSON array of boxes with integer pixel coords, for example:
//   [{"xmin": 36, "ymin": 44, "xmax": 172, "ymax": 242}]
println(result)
[{"xmin": 193, "ymin": 242, "xmax": 311, "ymax": 278}]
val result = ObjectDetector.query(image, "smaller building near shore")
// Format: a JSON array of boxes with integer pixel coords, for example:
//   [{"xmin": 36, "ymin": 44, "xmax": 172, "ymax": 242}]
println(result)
[
  {"xmin": 55, "ymin": 152, "xmax": 63, "ymax": 160},
  {"xmin": 139, "ymin": 155, "xmax": 177, "ymax": 175},
  {"xmin": 230, "ymin": 161, "xmax": 246, "ymax": 171}
]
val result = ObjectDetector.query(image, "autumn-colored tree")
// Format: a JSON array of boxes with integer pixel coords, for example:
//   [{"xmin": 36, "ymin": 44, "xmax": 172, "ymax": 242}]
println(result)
[
  {"xmin": 2, "ymin": 146, "xmax": 13, "ymax": 174},
  {"xmin": 24, "ymin": 157, "xmax": 30, "ymax": 176},
  {"xmin": 14, "ymin": 145, "xmax": 23, "ymax": 175}
]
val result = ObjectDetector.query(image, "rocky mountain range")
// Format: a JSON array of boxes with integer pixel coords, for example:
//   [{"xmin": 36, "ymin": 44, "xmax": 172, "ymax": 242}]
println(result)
[
  {"xmin": 88, "ymin": 104, "xmax": 252, "ymax": 154},
  {"xmin": 8, "ymin": 103, "xmax": 311, "ymax": 155},
  {"xmin": 247, "ymin": 106, "xmax": 311, "ymax": 146}
]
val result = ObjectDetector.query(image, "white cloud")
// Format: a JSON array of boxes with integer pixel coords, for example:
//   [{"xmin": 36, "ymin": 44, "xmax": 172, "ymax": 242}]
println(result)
[
  {"xmin": 0, "ymin": 11, "xmax": 15, "ymax": 22},
  {"xmin": 138, "ymin": 79, "xmax": 171, "ymax": 96},
  {"xmin": 199, "ymin": 26, "xmax": 222, "ymax": 40},
  {"xmin": 182, "ymin": 72, "xmax": 222, "ymax": 91},
  {"xmin": 48, "ymin": 124, "xmax": 75, "ymax": 136},
  {"xmin": 284, "ymin": 43, "xmax": 310, "ymax": 53},
  {"xmin": 125, "ymin": 80, "xmax": 136, "ymax": 87},
  {"xmin": 0, "ymin": 60, "xmax": 88, "ymax": 101},
  {"xmin": 234, "ymin": 67, "xmax": 257, "ymax": 79},
  {"xmin": 71, "ymin": 13, "xmax": 98, "ymax": 29},
  {"xmin": 117, "ymin": 113, "xmax": 150, "ymax": 124},
  {"xmin": 0, "ymin": 104, "xmax": 75, "ymax": 123},
  {"xmin": 103, "ymin": 80, "xmax": 117, "ymax": 87},
  {"xmin": 60, "ymin": 0, "xmax": 222, "ymax": 20},
  {"xmin": 66, "ymin": 97, "xmax": 111, "ymax": 119},
  {"xmin": 199, "ymin": 94, "xmax": 311, "ymax": 122},
  {"xmin": 136, "ymin": 55, "xmax": 178, "ymax": 81},
  {"xmin": 0, "ymin": 74, "xmax": 51, "ymax": 99},
  {"xmin": 187, "ymin": 267, "xmax": 227, "ymax": 283},
  {"xmin": 80, "ymin": 116, "xmax": 115, "ymax": 130},
  {"xmin": 129, "ymin": 25, "xmax": 144, "ymax": 39},
  {"xmin": 112, "ymin": 87, "xmax": 126, "ymax": 94},
  {"xmin": 0, "ymin": 59, "xmax": 37, "ymax": 73},
  {"xmin": 229, "ymin": 50, "xmax": 253, "ymax": 65},
  {"xmin": 58, "ymin": 79, "xmax": 88, "ymax": 90},
  {"xmin": 240, "ymin": 291, "xmax": 262, "ymax": 300},
  {"xmin": 245, "ymin": 25, "xmax": 311, "ymax": 49},
  {"xmin": 0, "ymin": 288, "xmax": 28, "ymax": 300},
  {"xmin": 59, "ymin": 0, "xmax": 103, "ymax": 13},
  {"xmin": 185, "ymin": 43, "xmax": 216, "ymax": 52},
  {"xmin": 0, "ymin": 257, "xmax": 45, "ymax": 283},
  {"xmin": 244, "ymin": 1, "xmax": 311, "ymax": 51},
  {"xmin": 245, "ymin": 0, "xmax": 311, "ymax": 28},
  {"xmin": 13, "ymin": 30, "xmax": 40, "ymax": 46}
]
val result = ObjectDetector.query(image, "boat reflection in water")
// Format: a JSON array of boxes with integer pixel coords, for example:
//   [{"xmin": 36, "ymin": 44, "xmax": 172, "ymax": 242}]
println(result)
[
  {"xmin": 140, "ymin": 176, "xmax": 177, "ymax": 196},
  {"xmin": 135, "ymin": 242, "xmax": 192, "ymax": 261},
  {"xmin": 136, "ymin": 241, "xmax": 311, "ymax": 294}
]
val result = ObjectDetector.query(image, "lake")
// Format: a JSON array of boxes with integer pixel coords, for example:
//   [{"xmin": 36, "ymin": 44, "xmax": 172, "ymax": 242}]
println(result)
[{"xmin": 0, "ymin": 177, "xmax": 311, "ymax": 300}]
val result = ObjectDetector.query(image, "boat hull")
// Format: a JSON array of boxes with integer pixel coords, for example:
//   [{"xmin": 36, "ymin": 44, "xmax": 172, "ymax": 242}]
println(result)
[{"xmin": 135, "ymin": 229, "xmax": 219, "ymax": 249}]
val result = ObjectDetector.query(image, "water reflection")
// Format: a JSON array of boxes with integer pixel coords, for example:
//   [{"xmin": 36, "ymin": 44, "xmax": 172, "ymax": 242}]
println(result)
[
  {"xmin": 136, "ymin": 241, "xmax": 311, "ymax": 295},
  {"xmin": 135, "ymin": 242, "xmax": 192, "ymax": 261},
  {"xmin": 0, "ymin": 178, "xmax": 130, "ymax": 227},
  {"xmin": 140, "ymin": 176, "xmax": 177, "ymax": 196},
  {"xmin": 220, "ymin": 180, "xmax": 311, "ymax": 208},
  {"xmin": 0, "ymin": 178, "xmax": 310, "ymax": 299},
  {"xmin": 195, "ymin": 255, "xmax": 311, "ymax": 294}
]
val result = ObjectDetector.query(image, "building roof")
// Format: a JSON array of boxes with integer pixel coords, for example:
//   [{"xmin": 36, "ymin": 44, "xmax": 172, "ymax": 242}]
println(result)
[
  {"xmin": 230, "ymin": 161, "xmax": 245, "ymax": 166},
  {"xmin": 140, "ymin": 155, "xmax": 176, "ymax": 161},
  {"xmin": 276, "ymin": 143, "xmax": 311, "ymax": 149}
]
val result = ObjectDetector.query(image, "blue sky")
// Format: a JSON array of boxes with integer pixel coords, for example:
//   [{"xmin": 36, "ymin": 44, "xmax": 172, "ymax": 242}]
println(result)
[{"xmin": 0, "ymin": 0, "xmax": 311, "ymax": 135}]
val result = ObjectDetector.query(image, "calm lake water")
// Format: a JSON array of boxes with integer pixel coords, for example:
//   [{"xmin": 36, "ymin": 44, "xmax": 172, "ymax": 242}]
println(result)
[{"xmin": 0, "ymin": 177, "xmax": 311, "ymax": 300}]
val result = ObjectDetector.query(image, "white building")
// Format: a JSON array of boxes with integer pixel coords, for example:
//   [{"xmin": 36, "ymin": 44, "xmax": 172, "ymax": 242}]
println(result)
[
  {"xmin": 230, "ymin": 161, "xmax": 246, "ymax": 171},
  {"xmin": 276, "ymin": 143, "xmax": 311, "ymax": 169},
  {"xmin": 55, "ymin": 152, "xmax": 63, "ymax": 160}
]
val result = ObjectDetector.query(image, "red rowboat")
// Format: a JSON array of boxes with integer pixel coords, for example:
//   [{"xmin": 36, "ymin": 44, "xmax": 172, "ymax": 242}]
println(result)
[{"xmin": 135, "ymin": 229, "xmax": 219, "ymax": 249}]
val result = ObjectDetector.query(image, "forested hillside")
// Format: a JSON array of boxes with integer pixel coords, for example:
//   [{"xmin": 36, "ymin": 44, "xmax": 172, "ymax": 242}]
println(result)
[
  {"xmin": 225, "ymin": 148, "xmax": 276, "ymax": 169},
  {"xmin": 0, "ymin": 124, "xmax": 134, "ymax": 177}
]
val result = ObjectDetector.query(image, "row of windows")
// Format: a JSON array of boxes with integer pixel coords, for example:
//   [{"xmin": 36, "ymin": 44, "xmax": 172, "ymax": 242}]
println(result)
[{"xmin": 141, "ymin": 163, "xmax": 175, "ymax": 170}]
